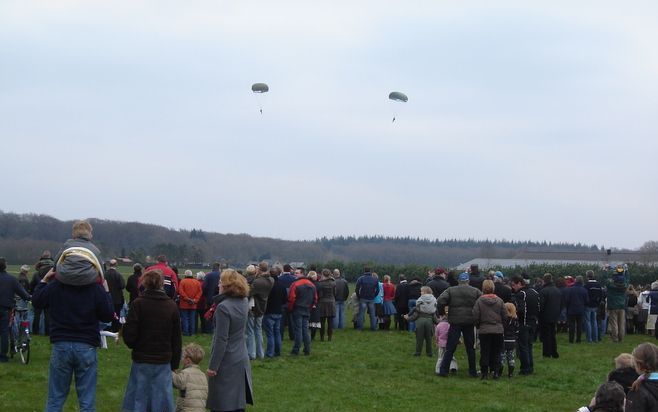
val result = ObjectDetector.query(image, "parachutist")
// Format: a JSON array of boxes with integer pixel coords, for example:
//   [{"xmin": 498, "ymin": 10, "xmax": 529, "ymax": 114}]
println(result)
[
  {"xmin": 392, "ymin": 117, "xmax": 396, "ymax": 123},
  {"xmin": 260, "ymin": 109, "xmax": 263, "ymax": 114}
]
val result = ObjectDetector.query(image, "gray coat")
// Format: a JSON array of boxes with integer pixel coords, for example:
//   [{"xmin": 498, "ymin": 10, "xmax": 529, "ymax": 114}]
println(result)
[
  {"xmin": 207, "ymin": 296, "xmax": 254, "ymax": 411},
  {"xmin": 437, "ymin": 284, "xmax": 482, "ymax": 325}
]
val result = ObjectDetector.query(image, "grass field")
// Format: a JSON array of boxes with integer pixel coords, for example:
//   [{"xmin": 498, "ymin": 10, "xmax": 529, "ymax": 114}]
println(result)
[{"xmin": 1, "ymin": 265, "xmax": 654, "ymax": 411}]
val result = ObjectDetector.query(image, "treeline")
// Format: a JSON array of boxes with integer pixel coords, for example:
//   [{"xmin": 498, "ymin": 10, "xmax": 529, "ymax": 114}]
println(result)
[
  {"xmin": 0, "ymin": 210, "xmax": 649, "ymax": 268},
  {"xmin": 311, "ymin": 261, "xmax": 658, "ymax": 286}
]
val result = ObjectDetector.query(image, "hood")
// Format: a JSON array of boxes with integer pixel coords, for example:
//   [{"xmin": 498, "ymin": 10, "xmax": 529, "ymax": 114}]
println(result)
[
  {"xmin": 141, "ymin": 289, "xmax": 171, "ymax": 301},
  {"xmin": 479, "ymin": 294, "xmax": 501, "ymax": 306}
]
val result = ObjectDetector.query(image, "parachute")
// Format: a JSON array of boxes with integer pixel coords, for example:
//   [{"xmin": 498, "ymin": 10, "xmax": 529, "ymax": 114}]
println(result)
[
  {"xmin": 388, "ymin": 91, "xmax": 408, "ymax": 122},
  {"xmin": 251, "ymin": 83, "xmax": 269, "ymax": 114}
]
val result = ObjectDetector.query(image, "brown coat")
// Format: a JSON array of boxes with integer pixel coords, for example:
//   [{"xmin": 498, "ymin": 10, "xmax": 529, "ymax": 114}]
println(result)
[
  {"xmin": 123, "ymin": 289, "xmax": 182, "ymax": 370},
  {"xmin": 472, "ymin": 294, "xmax": 507, "ymax": 335}
]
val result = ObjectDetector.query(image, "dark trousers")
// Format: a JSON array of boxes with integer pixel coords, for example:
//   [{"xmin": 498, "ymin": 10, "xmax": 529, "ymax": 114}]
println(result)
[
  {"xmin": 111, "ymin": 303, "xmax": 123, "ymax": 332},
  {"xmin": 33, "ymin": 307, "xmax": 49, "ymax": 335},
  {"xmin": 540, "ymin": 322, "xmax": 558, "ymax": 357},
  {"xmin": 396, "ymin": 312, "xmax": 408, "ymax": 331},
  {"xmin": 196, "ymin": 308, "xmax": 206, "ymax": 334},
  {"xmin": 568, "ymin": 315, "xmax": 583, "ymax": 343},
  {"xmin": 517, "ymin": 324, "xmax": 535, "ymax": 374},
  {"xmin": 479, "ymin": 333, "xmax": 503, "ymax": 376},
  {"xmin": 439, "ymin": 323, "xmax": 476, "ymax": 376},
  {"xmin": 0, "ymin": 308, "xmax": 9, "ymax": 360},
  {"xmin": 319, "ymin": 316, "xmax": 334, "ymax": 341}
]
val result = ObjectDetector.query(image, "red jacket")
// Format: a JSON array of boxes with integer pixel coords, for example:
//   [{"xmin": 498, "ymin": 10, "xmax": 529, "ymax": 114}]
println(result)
[
  {"xmin": 287, "ymin": 278, "xmax": 317, "ymax": 312},
  {"xmin": 145, "ymin": 262, "xmax": 179, "ymax": 287},
  {"xmin": 383, "ymin": 282, "xmax": 396, "ymax": 301},
  {"xmin": 178, "ymin": 278, "xmax": 202, "ymax": 310}
]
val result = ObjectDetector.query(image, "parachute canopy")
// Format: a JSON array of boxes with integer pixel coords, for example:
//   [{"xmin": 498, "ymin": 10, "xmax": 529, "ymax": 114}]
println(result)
[
  {"xmin": 388, "ymin": 91, "xmax": 408, "ymax": 102},
  {"xmin": 251, "ymin": 83, "xmax": 269, "ymax": 93}
]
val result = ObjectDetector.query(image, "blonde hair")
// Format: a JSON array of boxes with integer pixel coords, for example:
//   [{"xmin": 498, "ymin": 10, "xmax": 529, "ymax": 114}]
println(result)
[
  {"xmin": 72, "ymin": 220, "xmax": 93, "ymax": 239},
  {"xmin": 482, "ymin": 279, "xmax": 495, "ymax": 294},
  {"xmin": 504, "ymin": 302, "xmax": 517, "ymax": 319},
  {"xmin": 308, "ymin": 270, "xmax": 318, "ymax": 281},
  {"xmin": 615, "ymin": 353, "xmax": 633, "ymax": 369},
  {"xmin": 220, "ymin": 269, "xmax": 249, "ymax": 298},
  {"xmin": 420, "ymin": 286, "xmax": 433, "ymax": 295},
  {"xmin": 245, "ymin": 265, "xmax": 257, "ymax": 276},
  {"xmin": 183, "ymin": 343, "xmax": 205, "ymax": 364}
]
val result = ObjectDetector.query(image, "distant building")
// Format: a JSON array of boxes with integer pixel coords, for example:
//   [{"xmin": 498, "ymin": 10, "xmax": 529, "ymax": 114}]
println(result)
[{"xmin": 456, "ymin": 258, "xmax": 647, "ymax": 271}]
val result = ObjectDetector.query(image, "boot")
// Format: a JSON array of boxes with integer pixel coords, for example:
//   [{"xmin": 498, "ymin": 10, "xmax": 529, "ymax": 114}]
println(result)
[
  {"xmin": 480, "ymin": 366, "xmax": 488, "ymax": 380},
  {"xmin": 508, "ymin": 365, "xmax": 514, "ymax": 378}
]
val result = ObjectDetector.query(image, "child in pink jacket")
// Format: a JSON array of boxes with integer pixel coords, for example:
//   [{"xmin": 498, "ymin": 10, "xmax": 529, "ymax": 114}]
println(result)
[{"xmin": 435, "ymin": 313, "xmax": 458, "ymax": 374}]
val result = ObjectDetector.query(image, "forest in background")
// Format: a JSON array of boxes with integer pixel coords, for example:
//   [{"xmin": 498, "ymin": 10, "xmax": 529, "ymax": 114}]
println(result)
[{"xmin": 1, "ymin": 211, "xmax": 655, "ymax": 271}]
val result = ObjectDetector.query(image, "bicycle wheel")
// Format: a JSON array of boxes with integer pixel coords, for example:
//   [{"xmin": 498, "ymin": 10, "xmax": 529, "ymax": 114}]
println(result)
[{"xmin": 18, "ymin": 341, "xmax": 30, "ymax": 364}]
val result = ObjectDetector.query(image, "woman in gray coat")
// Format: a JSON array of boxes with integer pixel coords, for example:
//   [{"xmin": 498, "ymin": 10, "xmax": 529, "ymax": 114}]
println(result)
[{"xmin": 206, "ymin": 269, "xmax": 254, "ymax": 412}]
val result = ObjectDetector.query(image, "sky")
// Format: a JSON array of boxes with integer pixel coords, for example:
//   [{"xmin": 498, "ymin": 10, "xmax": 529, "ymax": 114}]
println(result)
[{"xmin": 1, "ymin": 1, "xmax": 657, "ymax": 250}]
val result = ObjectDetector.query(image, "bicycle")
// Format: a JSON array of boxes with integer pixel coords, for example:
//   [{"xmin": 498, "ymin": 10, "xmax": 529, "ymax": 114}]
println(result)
[{"xmin": 8, "ymin": 305, "xmax": 31, "ymax": 364}]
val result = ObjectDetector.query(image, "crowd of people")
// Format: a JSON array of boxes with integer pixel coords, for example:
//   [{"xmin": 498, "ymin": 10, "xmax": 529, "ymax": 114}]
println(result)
[{"xmin": 2, "ymin": 220, "xmax": 658, "ymax": 411}]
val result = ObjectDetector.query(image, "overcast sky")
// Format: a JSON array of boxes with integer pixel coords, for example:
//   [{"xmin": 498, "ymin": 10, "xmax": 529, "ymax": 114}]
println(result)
[{"xmin": 1, "ymin": 1, "xmax": 656, "ymax": 250}]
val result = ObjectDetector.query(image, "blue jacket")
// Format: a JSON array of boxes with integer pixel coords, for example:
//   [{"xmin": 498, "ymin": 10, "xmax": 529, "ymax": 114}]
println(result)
[
  {"xmin": 356, "ymin": 273, "xmax": 380, "ymax": 300},
  {"xmin": 565, "ymin": 282, "xmax": 588, "ymax": 316},
  {"xmin": 202, "ymin": 270, "xmax": 220, "ymax": 304},
  {"xmin": 32, "ymin": 280, "xmax": 114, "ymax": 347},
  {"xmin": 0, "ymin": 271, "xmax": 31, "ymax": 309}
]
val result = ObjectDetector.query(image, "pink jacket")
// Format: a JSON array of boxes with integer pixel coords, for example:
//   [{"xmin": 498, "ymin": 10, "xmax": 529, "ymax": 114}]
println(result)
[{"xmin": 435, "ymin": 320, "xmax": 450, "ymax": 348}]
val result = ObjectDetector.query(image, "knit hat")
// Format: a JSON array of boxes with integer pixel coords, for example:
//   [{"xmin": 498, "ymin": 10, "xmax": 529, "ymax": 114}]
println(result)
[
  {"xmin": 434, "ymin": 267, "xmax": 447, "ymax": 276},
  {"xmin": 458, "ymin": 272, "xmax": 469, "ymax": 282},
  {"xmin": 494, "ymin": 271, "xmax": 504, "ymax": 279}
]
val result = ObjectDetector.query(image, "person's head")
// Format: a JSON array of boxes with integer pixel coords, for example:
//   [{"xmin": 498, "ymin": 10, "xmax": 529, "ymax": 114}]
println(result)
[
  {"xmin": 258, "ymin": 261, "xmax": 268, "ymax": 274},
  {"xmin": 270, "ymin": 266, "xmax": 282, "ymax": 277},
  {"xmin": 458, "ymin": 272, "xmax": 469, "ymax": 284},
  {"xmin": 383, "ymin": 274, "xmax": 391, "ymax": 283},
  {"xmin": 372, "ymin": 272, "xmax": 379, "ymax": 280},
  {"xmin": 157, "ymin": 255, "xmax": 167, "ymax": 264},
  {"xmin": 470, "ymin": 264, "xmax": 479, "ymax": 276},
  {"xmin": 20, "ymin": 264, "xmax": 30, "ymax": 274},
  {"xmin": 294, "ymin": 267, "xmax": 305, "ymax": 278},
  {"xmin": 510, "ymin": 275, "xmax": 525, "ymax": 292},
  {"xmin": 133, "ymin": 263, "xmax": 143, "ymax": 274},
  {"xmin": 586, "ymin": 270, "xmax": 595, "ymax": 280},
  {"xmin": 398, "ymin": 274, "xmax": 406, "ymax": 282},
  {"xmin": 632, "ymin": 342, "xmax": 658, "ymax": 375},
  {"xmin": 182, "ymin": 343, "xmax": 205, "ymax": 366},
  {"xmin": 363, "ymin": 266, "xmax": 371, "ymax": 274},
  {"xmin": 184, "ymin": 269, "xmax": 193, "ymax": 278},
  {"xmin": 543, "ymin": 273, "xmax": 553, "ymax": 284},
  {"xmin": 308, "ymin": 271, "xmax": 318, "ymax": 281},
  {"xmin": 592, "ymin": 382, "xmax": 625, "ymax": 412},
  {"xmin": 0, "ymin": 257, "xmax": 6, "ymax": 272},
  {"xmin": 72, "ymin": 220, "xmax": 93, "ymax": 239},
  {"xmin": 615, "ymin": 353, "xmax": 634, "ymax": 369},
  {"xmin": 575, "ymin": 275, "xmax": 584, "ymax": 285},
  {"xmin": 321, "ymin": 269, "xmax": 332, "ymax": 280},
  {"xmin": 220, "ymin": 269, "xmax": 249, "ymax": 298},
  {"xmin": 109, "ymin": 259, "xmax": 117, "ymax": 268},
  {"xmin": 283, "ymin": 264, "xmax": 292, "ymax": 273},
  {"xmin": 505, "ymin": 302, "xmax": 517, "ymax": 319},
  {"xmin": 212, "ymin": 262, "xmax": 221, "ymax": 271},
  {"xmin": 142, "ymin": 270, "xmax": 164, "ymax": 291},
  {"xmin": 616, "ymin": 264, "xmax": 624, "ymax": 273},
  {"xmin": 534, "ymin": 277, "xmax": 544, "ymax": 289},
  {"xmin": 420, "ymin": 286, "xmax": 432, "ymax": 295},
  {"xmin": 196, "ymin": 271, "xmax": 205, "ymax": 281},
  {"xmin": 482, "ymin": 279, "xmax": 495, "ymax": 294},
  {"xmin": 651, "ymin": 281, "xmax": 658, "ymax": 291},
  {"xmin": 333, "ymin": 268, "xmax": 341, "ymax": 278},
  {"xmin": 41, "ymin": 250, "xmax": 52, "ymax": 259},
  {"xmin": 435, "ymin": 267, "xmax": 447, "ymax": 278},
  {"xmin": 245, "ymin": 265, "xmax": 257, "ymax": 276}
]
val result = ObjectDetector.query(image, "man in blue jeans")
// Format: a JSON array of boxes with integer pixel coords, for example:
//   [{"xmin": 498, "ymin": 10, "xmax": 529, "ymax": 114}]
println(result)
[
  {"xmin": 288, "ymin": 269, "xmax": 317, "ymax": 355},
  {"xmin": 356, "ymin": 268, "xmax": 380, "ymax": 331},
  {"xmin": 0, "ymin": 258, "xmax": 31, "ymax": 363},
  {"xmin": 333, "ymin": 269, "xmax": 349, "ymax": 329},
  {"xmin": 584, "ymin": 270, "xmax": 603, "ymax": 343},
  {"xmin": 32, "ymin": 266, "xmax": 114, "ymax": 411}
]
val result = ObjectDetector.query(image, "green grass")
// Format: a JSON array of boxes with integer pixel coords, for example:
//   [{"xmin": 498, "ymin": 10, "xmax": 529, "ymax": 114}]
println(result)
[{"xmin": 1, "ymin": 264, "xmax": 653, "ymax": 411}]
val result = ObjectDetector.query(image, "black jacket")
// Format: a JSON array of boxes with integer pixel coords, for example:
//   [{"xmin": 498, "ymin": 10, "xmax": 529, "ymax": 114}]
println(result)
[
  {"xmin": 585, "ymin": 279, "xmax": 604, "ymax": 308},
  {"xmin": 394, "ymin": 281, "xmax": 409, "ymax": 313},
  {"xmin": 494, "ymin": 282, "xmax": 512, "ymax": 303},
  {"xmin": 427, "ymin": 277, "xmax": 450, "ymax": 299},
  {"xmin": 539, "ymin": 282, "xmax": 562, "ymax": 323},
  {"xmin": 626, "ymin": 379, "xmax": 658, "ymax": 412},
  {"xmin": 515, "ymin": 286, "xmax": 540, "ymax": 327},
  {"xmin": 607, "ymin": 367, "xmax": 640, "ymax": 395},
  {"xmin": 265, "ymin": 276, "xmax": 288, "ymax": 315},
  {"xmin": 0, "ymin": 271, "xmax": 31, "ymax": 309},
  {"xmin": 406, "ymin": 280, "xmax": 422, "ymax": 300},
  {"xmin": 105, "ymin": 268, "xmax": 125, "ymax": 306}
]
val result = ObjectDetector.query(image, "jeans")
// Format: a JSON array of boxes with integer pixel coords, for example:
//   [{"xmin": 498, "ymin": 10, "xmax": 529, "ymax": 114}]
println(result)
[
  {"xmin": 517, "ymin": 324, "xmax": 535, "ymax": 374},
  {"xmin": 407, "ymin": 299, "xmax": 417, "ymax": 332},
  {"xmin": 439, "ymin": 323, "xmax": 477, "ymax": 376},
  {"xmin": 0, "ymin": 308, "xmax": 9, "ymax": 361},
  {"xmin": 291, "ymin": 310, "xmax": 311, "ymax": 355},
  {"xmin": 598, "ymin": 314, "xmax": 608, "ymax": 342},
  {"xmin": 584, "ymin": 307, "xmax": 598, "ymax": 342},
  {"xmin": 122, "ymin": 362, "xmax": 174, "ymax": 412},
  {"xmin": 180, "ymin": 309, "xmax": 196, "ymax": 336},
  {"xmin": 333, "ymin": 301, "xmax": 346, "ymax": 329},
  {"xmin": 262, "ymin": 314, "xmax": 282, "ymax": 357},
  {"xmin": 245, "ymin": 314, "xmax": 264, "ymax": 359},
  {"xmin": 46, "ymin": 341, "xmax": 98, "ymax": 412},
  {"xmin": 357, "ymin": 299, "xmax": 377, "ymax": 331}
]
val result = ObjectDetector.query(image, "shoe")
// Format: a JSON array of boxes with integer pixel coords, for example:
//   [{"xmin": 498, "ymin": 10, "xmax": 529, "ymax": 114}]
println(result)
[
  {"xmin": 413, "ymin": 352, "xmax": 420, "ymax": 357},
  {"xmin": 290, "ymin": 351, "xmax": 299, "ymax": 356},
  {"xmin": 508, "ymin": 366, "xmax": 514, "ymax": 378},
  {"xmin": 552, "ymin": 353, "xmax": 559, "ymax": 359},
  {"xmin": 450, "ymin": 368, "xmax": 457, "ymax": 375}
]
